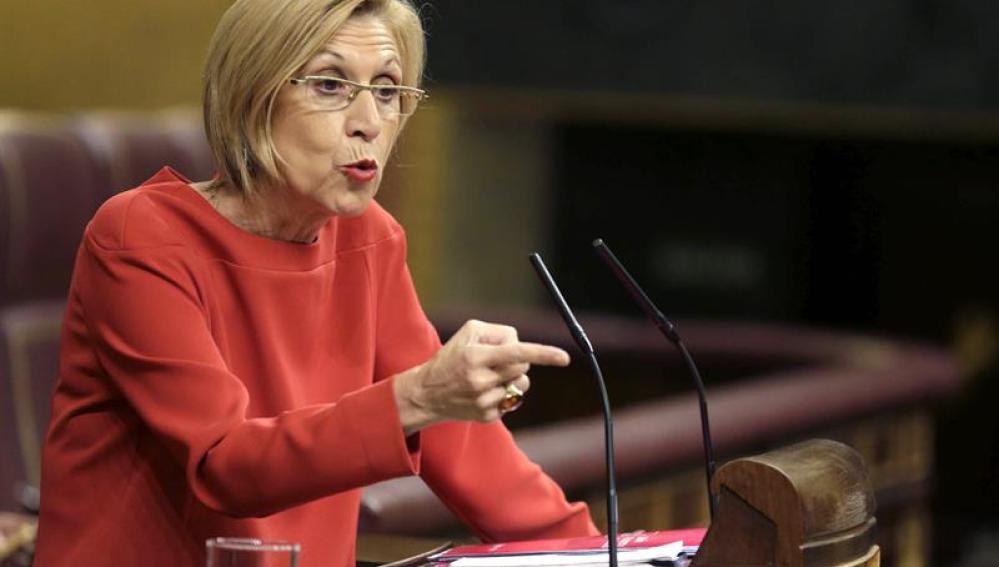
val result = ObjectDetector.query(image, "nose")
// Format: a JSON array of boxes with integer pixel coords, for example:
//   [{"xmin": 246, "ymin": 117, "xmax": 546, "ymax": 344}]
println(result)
[{"xmin": 344, "ymin": 90, "xmax": 382, "ymax": 142}]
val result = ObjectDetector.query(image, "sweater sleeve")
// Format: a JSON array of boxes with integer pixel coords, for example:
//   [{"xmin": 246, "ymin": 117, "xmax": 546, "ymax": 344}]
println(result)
[
  {"xmin": 77, "ymin": 228, "xmax": 419, "ymax": 519},
  {"xmin": 421, "ymin": 422, "xmax": 599, "ymax": 541},
  {"xmin": 371, "ymin": 230, "xmax": 599, "ymax": 541}
]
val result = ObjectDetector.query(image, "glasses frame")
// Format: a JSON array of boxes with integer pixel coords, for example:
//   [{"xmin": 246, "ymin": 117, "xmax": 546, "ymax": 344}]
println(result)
[{"xmin": 288, "ymin": 75, "xmax": 429, "ymax": 117}]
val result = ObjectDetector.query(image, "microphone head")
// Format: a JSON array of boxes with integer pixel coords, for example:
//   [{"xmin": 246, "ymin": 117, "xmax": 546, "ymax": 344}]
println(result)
[
  {"xmin": 591, "ymin": 239, "xmax": 681, "ymax": 344},
  {"xmin": 529, "ymin": 252, "xmax": 595, "ymax": 354}
]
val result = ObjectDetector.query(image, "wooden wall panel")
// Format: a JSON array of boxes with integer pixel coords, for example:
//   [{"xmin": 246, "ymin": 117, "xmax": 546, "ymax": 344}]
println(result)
[{"xmin": 0, "ymin": 1, "xmax": 231, "ymax": 110}]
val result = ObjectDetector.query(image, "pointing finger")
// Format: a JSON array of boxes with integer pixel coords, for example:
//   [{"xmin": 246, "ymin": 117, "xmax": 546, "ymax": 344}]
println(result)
[{"xmin": 472, "ymin": 342, "xmax": 570, "ymax": 369}]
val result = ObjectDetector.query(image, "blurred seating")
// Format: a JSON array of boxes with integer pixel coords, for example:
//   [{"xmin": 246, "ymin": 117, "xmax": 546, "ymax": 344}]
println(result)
[
  {"xmin": 71, "ymin": 109, "xmax": 214, "ymax": 203},
  {"xmin": 0, "ymin": 109, "xmax": 213, "ymax": 513},
  {"xmin": 360, "ymin": 315, "xmax": 959, "ymax": 535}
]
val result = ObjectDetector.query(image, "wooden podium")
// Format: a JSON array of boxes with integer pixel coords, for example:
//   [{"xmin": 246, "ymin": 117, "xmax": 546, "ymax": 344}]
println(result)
[
  {"xmin": 355, "ymin": 438, "xmax": 882, "ymax": 567},
  {"xmin": 691, "ymin": 439, "xmax": 880, "ymax": 567}
]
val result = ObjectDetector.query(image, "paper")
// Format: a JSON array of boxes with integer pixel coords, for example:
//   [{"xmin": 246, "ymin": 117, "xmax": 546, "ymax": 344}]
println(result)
[
  {"xmin": 446, "ymin": 541, "xmax": 684, "ymax": 567},
  {"xmin": 432, "ymin": 530, "xmax": 702, "ymax": 560}
]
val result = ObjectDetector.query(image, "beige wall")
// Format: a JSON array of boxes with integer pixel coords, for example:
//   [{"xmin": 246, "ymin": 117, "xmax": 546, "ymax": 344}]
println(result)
[
  {"xmin": 0, "ymin": 1, "xmax": 231, "ymax": 110},
  {"xmin": 384, "ymin": 101, "xmax": 554, "ymax": 310}
]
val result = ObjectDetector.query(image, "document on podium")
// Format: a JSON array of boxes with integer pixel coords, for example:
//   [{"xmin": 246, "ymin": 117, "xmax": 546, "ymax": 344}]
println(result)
[
  {"xmin": 443, "ymin": 542, "xmax": 682, "ymax": 566},
  {"xmin": 429, "ymin": 531, "xmax": 701, "ymax": 567}
]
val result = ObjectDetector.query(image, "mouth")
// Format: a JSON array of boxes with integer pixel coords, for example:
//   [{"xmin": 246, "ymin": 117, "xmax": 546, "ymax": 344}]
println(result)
[{"xmin": 339, "ymin": 159, "xmax": 379, "ymax": 183}]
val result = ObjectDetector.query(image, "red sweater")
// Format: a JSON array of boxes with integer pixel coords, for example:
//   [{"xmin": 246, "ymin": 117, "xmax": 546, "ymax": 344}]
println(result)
[{"xmin": 35, "ymin": 168, "xmax": 596, "ymax": 567}]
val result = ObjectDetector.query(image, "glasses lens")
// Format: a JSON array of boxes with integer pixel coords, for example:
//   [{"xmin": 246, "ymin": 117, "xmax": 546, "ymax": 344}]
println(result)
[
  {"xmin": 395, "ymin": 92, "xmax": 423, "ymax": 117},
  {"xmin": 370, "ymin": 87, "xmax": 424, "ymax": 119},
  {"xmin": 308, "ymin": 77, "xmax": 352, "ymax": 111},
  {"xmin": 372, "ymin": 86, "xmax": 403, "ymax": 118}
]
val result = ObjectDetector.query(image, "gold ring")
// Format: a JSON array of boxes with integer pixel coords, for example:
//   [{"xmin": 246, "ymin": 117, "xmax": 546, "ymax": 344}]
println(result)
[{"xmin": 498, "ymin": 383, "xmax": 524, "ymax": 413}]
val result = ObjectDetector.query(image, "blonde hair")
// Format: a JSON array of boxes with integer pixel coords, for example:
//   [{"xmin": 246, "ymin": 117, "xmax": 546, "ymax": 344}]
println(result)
[{"xmin": 202, "ymin": 0, "xmax": 425, "ymax": 196}]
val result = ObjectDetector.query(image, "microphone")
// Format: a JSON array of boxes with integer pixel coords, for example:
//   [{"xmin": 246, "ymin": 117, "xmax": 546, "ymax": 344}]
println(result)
[
  {"xmin": 591, "ymin": 238, "xmax": 718, "ymax": 520},
  {"xmin": 529, "ymin": 252, "xmax": 619, "ymax": 567}
]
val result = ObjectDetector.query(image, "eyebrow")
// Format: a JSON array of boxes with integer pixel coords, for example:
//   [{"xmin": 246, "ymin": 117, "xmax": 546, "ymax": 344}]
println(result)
[
  {"xmin": 314, "ymin": 49, "xmax": 401, "ymax": 69},
  {"xmin": 318, "ymin": 49, "xmax": 344, "ymax": 60}
]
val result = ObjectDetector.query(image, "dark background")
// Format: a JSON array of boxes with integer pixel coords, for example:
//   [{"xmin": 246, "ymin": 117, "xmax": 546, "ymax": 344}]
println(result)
[
  {"xmin": 422, "ymin": 1, "xmax": 999, "ymax": 563},
  {"xmin": 424, "ymin": 0, "xmax": 999, "ymax": 109},
  {"xmin": 420, "ymin": 0, "xmax": 999, "ymax": 339}
]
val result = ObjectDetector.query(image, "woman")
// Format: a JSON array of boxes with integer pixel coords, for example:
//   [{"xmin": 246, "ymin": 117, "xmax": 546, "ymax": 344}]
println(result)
[{"xmin": 33, "ymin": 0, "xmax": 598, "ymax": 565}]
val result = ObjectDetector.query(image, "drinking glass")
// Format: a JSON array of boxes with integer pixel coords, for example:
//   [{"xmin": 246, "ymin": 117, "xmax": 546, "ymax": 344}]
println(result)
[{"xmin": 206, "ymin": 537, "xmax": 300, "ymax": 567}]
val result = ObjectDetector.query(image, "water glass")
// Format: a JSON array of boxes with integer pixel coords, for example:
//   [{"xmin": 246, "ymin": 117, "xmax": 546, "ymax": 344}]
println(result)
[{"xmin": 206, "ymin": 537, "xmax": 300, "ymax": 567}]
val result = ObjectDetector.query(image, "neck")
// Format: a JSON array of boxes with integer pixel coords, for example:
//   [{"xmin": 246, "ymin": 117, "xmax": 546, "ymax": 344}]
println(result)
[{"xmin": 195, "ymin": 180, "xmax": 330, "ymax": 244}]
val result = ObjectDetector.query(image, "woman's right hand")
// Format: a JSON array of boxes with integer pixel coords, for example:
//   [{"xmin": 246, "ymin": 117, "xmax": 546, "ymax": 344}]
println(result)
[{"xmin": 393, "ymin": 319, "xmax": 571, "ymax": 435}]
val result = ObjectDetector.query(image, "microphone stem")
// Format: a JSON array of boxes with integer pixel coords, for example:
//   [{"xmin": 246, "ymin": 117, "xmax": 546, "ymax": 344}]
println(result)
[
  {"xmin": 677, "ymin": 339, "xmax": 717, "ymax": 520},
  {"xmin": 528, "ymin": 252, "xmax": 619, "ymax": 564},
  {"xmin": 584, "ymin": 350, "xmax": 618, "ymax": 567},
  {"xmin": 592, "ymin": 239, "xmax": 718, "ymax": 522}
]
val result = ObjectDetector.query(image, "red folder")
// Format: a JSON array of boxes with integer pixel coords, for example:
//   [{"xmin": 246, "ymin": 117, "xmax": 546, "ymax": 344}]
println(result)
[{"xmin": 432, "ymin": 529, "xmax": 706, "ymax": 560}]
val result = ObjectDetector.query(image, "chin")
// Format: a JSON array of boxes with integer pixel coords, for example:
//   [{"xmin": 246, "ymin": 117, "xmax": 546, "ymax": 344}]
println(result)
[
  {"xmin": 329, "ymin": 194, "xmax": 375, "ymax": 217},
  {"xmin": 316, "ymin": 175, "xmax": 380, "ymax": 217}
]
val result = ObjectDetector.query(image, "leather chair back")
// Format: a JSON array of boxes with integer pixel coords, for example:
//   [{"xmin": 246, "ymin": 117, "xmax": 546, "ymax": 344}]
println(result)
[{"xmin": 0, "ymin": 110, "xmax": 212, "ymax": 512}]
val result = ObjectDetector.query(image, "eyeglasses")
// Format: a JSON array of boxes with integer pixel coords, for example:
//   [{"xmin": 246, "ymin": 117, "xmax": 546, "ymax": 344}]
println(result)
[{"xmin": 288, "ymin": 75, "xmax": 428, "ymax": 118}]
